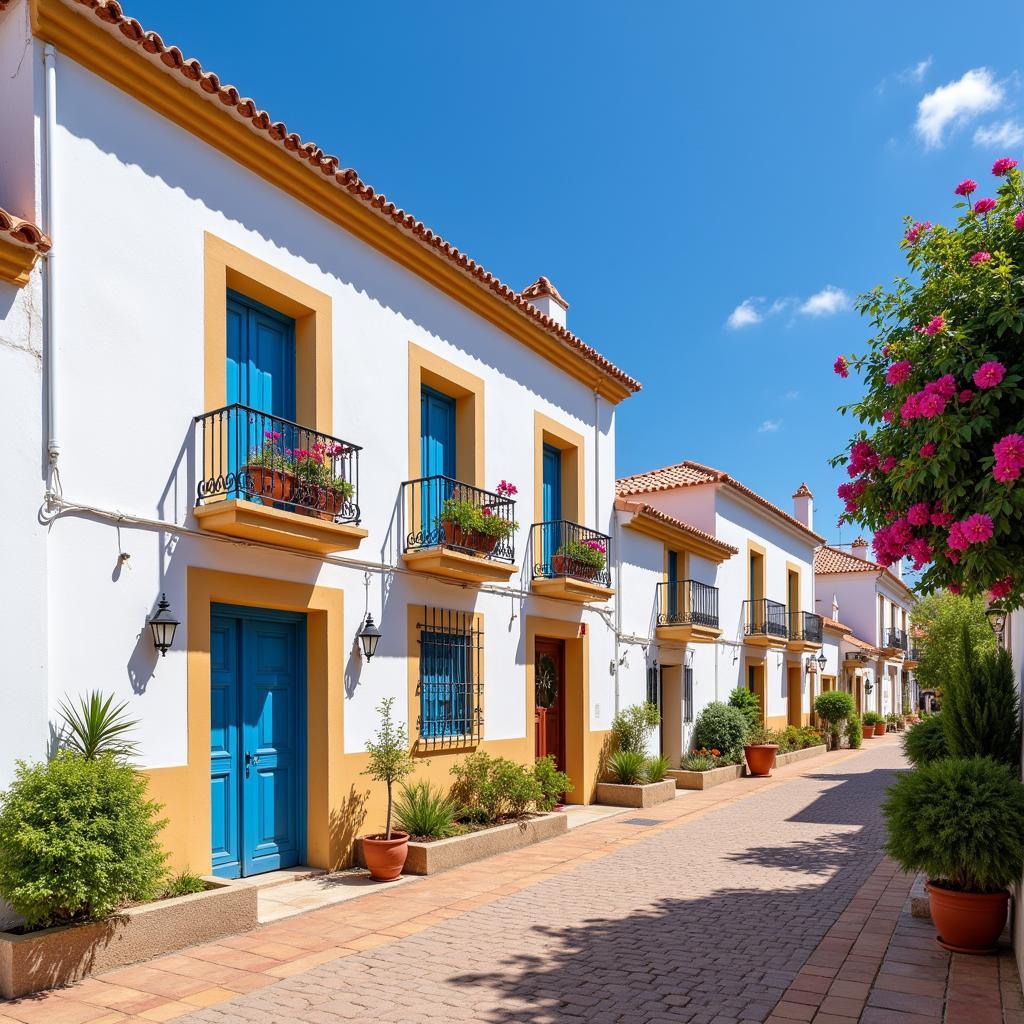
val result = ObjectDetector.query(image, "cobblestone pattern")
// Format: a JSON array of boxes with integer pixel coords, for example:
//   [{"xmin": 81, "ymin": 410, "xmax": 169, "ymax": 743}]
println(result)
[{"xmin": 176, "ymin": 744, "xmax": 907, "ymax": 1024}]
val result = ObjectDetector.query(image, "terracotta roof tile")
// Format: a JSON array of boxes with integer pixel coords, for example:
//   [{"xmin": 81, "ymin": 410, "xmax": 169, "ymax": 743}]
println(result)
[
  {"xmin": 0, "ymin": 207, "xmax": 51, "ymax": 254},
  {"xmin": 59, "ymin": 0, "xmax": 639, "ymax": 394},
  {"xmin": 615, "ymin": 460, "xmax": 825, "ymax": 543},
  {"xmin": 821, "ymin": 615, "xmax": 853, "ymax": 633},
  {"xmin": 615, "ymin": 499, "xmax": 739, "ymax": 556},
  {"xmin": 844, "ymin": 633, "xmax": 883, "ymax": 654},
  {"xmin": 521, "ymin": 276, "xmax": 568, "ymax": 309},
  {"xmin": 793, "ymin": 482, "xmax": 813, "ymax": 498},
  {"xmin": 815, "ymin": 545, "xmax": 882, "ymax": 575}
]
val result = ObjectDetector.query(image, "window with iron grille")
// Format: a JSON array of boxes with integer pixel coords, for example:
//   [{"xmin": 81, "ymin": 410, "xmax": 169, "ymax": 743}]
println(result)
[
  {"xmin": 646, "ymin": 664, "xmax": 659, "ymax": 708},
  {"xmin": 683, "ymin": 667, "xmax": 694, "ymax": 724},
  {"xmin": 416, "ymin": 607, "xmax": 483, "ymax": 746}
]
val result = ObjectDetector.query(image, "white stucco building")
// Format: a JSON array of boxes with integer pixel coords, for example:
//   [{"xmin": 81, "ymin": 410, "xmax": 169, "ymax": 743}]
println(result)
[{"xmin": 0, "ymin": 0, "xmax": 642, "ymax": 878}]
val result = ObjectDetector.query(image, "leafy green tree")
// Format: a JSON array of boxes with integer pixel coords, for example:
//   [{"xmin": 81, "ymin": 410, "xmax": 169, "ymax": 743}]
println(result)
[
  {"xmin": 362, "ymin": 697, "xmax": 415, "ymax": 840},
  {"xmin": 728, "ymin": 686, "xmax": 761, "ymax": 733},
  {"xmin": 913, "ymin": 592, "xmax": 996, "ymax": 697},
  {"xmin": 814, "ymin": 691, "xmax": 856, "ymax": 749},
  {"xmin": 610, "ymin": 702, "xmax": 661, "ymax": 754}
]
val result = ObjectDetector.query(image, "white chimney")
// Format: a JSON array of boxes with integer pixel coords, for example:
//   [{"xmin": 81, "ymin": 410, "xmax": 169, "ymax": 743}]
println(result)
[
  {"xmin": 521, "ymin": 276, "xmax": 568, "ymax": 329},
  {"xmin": 792, "ymin": 482, "xmax": 813, "ymax": 531},
  {"xmin": 851, "ymin": 536, "xmax": 870, "ymax": 561}
]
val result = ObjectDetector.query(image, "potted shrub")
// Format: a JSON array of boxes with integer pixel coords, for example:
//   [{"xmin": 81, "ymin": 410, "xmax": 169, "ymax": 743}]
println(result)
[
  {"xmin": 861, "ymin": 715, "xmax": 875, "ymax": 740},
  {"xmin": 552, "ymin": 538, "xmax": 607, "ymax": 580},
  {"xmin": 883, "ymin": 757, "xmax": 1024, "ymax": 953},
  {"xmin": 243, "ymin": 430, "xmax": 295, "ymax": 506},
  {"xmin": 438, "ymin": 481, "xmax": 518, "ymax": 556},
  {"xmin": 814, "ymin": 690, "xmax": 856, "ymax": 750},
  {"xmin": 360, "ymin": 697, "xmax": 415, "ymax": 881},
  {"xmin": 743, "ymin": 724, "xmax": 779, "ymax": 778},
  {"xmin": 863, "ymin": 710, "xmax": 885, "ymax": 736},
  {"xmin": 293, "ymin": 442, "xmax": 354, "ymax": 521}
]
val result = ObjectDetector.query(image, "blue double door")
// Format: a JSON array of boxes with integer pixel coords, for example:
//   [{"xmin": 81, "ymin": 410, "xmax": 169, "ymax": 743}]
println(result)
[{"xmin": 210, "ymin": 604, "xmax": 307, "ymax": 878}]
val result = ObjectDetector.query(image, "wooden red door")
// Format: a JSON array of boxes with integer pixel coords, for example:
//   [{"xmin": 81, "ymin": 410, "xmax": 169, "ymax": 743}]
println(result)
[{"xmin": 534, "ymin": 639, "xmax": 565, "ymax": 771}]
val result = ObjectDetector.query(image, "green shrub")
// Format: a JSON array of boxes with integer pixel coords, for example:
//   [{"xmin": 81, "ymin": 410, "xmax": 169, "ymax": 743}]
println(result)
[
  {"xmin": 814, "ymin": 691, "xmax": 856, "ymax": 748},
  {"xmin": 533, "ymin": 756, "xmax": 572, "ymax": 811},
  {"xmin": 450, "ymin": 753, "xmax": 541, "ymax": 824},
  {"xmin": 846, "ymin": 715, "xmax": 863, "ymax": 749},
  {"xmin": 610, "ymin": 702, "xmax": 661, "ymax": 754},
  {"xmin": 0, "ymin": 753, "xmax": 167, "ymax": 928},
  {"xmin": 608, "ymin": 750, "xmax": 647, "ymax": 785},
  {"xmin": 883, "ymin": 757, "xmax": 1024, "ymax": 892},
  {"xmin": 645, "ymin": 754, "xmax": 671, "ymax": 783},
  {"xmin": 728, "ymin": 687, "xmax": 761, "ymax": 733},
  {"xmin": 943, "ymin": 626, "xmax": 1021, "ymax": 766},
  {"xmin": 902, "ymin": 713, "xmax": 949, "ymax": 766},
  {"xmin": 393, "ymin": 781, "xmax": 460, "ymax": 839},
  {"xmin": 862, "ymin": 711, "xmax": 885, "ymax": 726},
  {"xmin": 162, "ymin": 871, "xmax": 208, "ymax": 899},
  {"xmin": 691, "ymin": 702, "xmax": 748, "ymax": 760}
]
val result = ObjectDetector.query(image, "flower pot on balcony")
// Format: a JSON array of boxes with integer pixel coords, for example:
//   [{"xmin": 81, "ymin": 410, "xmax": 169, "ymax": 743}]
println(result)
[
  {"xmin": 243, "ymin": 465, "xmax": 295, "ymax": 506},
  {"xmin": 862, "ymin": 723, "xmax": 875, "ymax": 740},
  {"xmin": 439, "ymin": 520, "xmax": 498, "ymax": 557},
  {"xmin": 744, "ymin": 743, "xmax": 778, "ymax": 777},
  {"xmin": 926, "ymin": 882, "xmax": 1010, "ymax": 954},
  {"xmin": 295, "ymin": 484, "xmax": 351, "ymax": 522},
  {"xmin": 361, "ymin": 832, "xmax": 410, "ymax": 881},
  {"xmin": 874, "ymin": 722, "xmax": 886, "ymax": 736},
  {"xmin": 551, "ymin": 554, "xmax": 598, "ymax": 581}
]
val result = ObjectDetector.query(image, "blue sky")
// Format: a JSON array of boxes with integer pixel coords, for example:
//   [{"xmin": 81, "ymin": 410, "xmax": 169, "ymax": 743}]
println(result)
[{"xmin": 126, "ymin": 1, "xmax": 1024, "ymax": 544}]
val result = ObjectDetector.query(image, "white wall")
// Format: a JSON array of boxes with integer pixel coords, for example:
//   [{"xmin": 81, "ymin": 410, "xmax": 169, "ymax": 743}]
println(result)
[{"xmin": 0, "ymin": 4, "xmax": 39, "ymax": 220}]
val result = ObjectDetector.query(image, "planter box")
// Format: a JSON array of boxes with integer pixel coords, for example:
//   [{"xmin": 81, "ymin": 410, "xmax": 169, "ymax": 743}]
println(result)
[
  {"xmin": 0, "ymin": 878, "xmax": 257, "ymax": 999},
  {"xmin": 354, "ymin": 811, "xmax": 567, "ymax": 876},
  {"xmin": 667, "ymin": 764, "xmax": 743, "ymax": 790},
  {"xmin": 595, "ymin": 779, "xmax": 677, "ymax": 808},
  {"xmin": 772, "ymin": 744, "xmax": 827, "ymax": 768}
]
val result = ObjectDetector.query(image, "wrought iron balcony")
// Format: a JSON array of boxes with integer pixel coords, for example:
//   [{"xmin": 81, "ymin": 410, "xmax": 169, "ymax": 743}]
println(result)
[
  {"xmin": 909, "ymin": 646, "xmax": 922, "ymax": 661},
  {"xmin": 657, "ymin": 580, "xmax": 720, "ymax": 629},
  {"xmin": 401, "ymin": 476, "xmax": 516, "ymax": 564},
  {"xmin": 789, "ymin": 611, "xmax": 823, "ymax": 644},
  {"xmin": 743, "ymin": 598, "xmax": 788, "ymax": 641},
  {"xmin": 884, "ymin": 627, "xmax": 909, "ymax": 652},
  {"xmin": 531, "ymin": 521, "xmax": 611, "ymax": 588}
]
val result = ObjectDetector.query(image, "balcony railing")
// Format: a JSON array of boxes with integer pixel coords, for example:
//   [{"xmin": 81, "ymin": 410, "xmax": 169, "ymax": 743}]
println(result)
[
  {"xmin": 531, "ymin": 521, "xmax": 611, "ymax": 588},
  {"xmin": 195, "ymin": 403, "xmax": 361, "ymax": 523},
  {"xmin": 657, "ymin": 580, "xmax": 720, "ymax": 629},
  {"xmin": 789, "ymin": 610, "xmax": 823, "ymax": 644},
  {"xmin": 401, "ymin": 476, "xmax": 516, "ymax": 563},
  {"xmin": 884, "ymin": 627, "xmax": 909, "ymax": 652},
  {"xmin": 909, "ymin": 646, "xmax": 922, "ymax": 661},
  {"xmin": 743, "ymin": 598, "xmax": 788, "ymax": 639}
]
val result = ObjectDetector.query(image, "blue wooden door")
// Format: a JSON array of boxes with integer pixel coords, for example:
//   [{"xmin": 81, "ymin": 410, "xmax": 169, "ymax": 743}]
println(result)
[
  {"xmin": 210, "ymin": 605, "xmax": 306, "ymax": 878},
  {"xmin": 541, "ymin": 444, "xmax": 562, "ymax": 572},
  {"xmin": 667, "ymin": 550, "xmax": 679, "ymax": 620},
  {"xmin": 420, "ymin": 386, "xmax": 457, "ymax": 542},
  {"xmin": 226, "ymin": 291, "xmax": 297, "ymax": 499}
]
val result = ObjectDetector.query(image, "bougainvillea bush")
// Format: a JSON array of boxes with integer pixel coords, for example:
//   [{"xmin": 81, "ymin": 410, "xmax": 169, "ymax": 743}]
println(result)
[{"xmin": 834, "ymin": 157, "xmax": 1024, "ymax": 608}]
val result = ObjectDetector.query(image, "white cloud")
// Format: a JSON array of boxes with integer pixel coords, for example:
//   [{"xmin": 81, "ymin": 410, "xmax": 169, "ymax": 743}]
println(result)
[
  {"xmin": 974, "ymin": 119, "xmax": 1024, "ymax": 148},
  {"xmin": 798, "ymin": 285, "xmax": 850, "ymax": 317},
  {"xmin": 903, "ymin": 57, "xmax": 933, "ymax": 84},
  {"xmin": 726, "ymin": 299, "xmax": 763, "ymax": 330},
  {"xmin": 784, "ymin": 389, "xmax": 800, "ymax": 400},
  {"xmin": 758, "ymin": 419, "xmax": 782, "ymax": 433},
  {"xmin": 916, "ymin": 68, "xmax": 1004, "ymax": 148}
]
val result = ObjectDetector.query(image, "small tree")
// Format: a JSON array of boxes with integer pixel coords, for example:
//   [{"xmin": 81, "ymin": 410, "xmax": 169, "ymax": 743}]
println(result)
[
  {"xmin": 814, "ymin": 691, "xmax": 856, "ymax": 750},
  {"xmin": 611, "ymin": 702, "xmax": 661, "ymax": 754},
  {"xmin": 728, "ymin": 687, "xmax": 761, "ymax": 733},
  {"xmin": 912, "ymin": 593, "xmax": 996, "ymax": 698},
  {"xmin": 362, "ymin": 697, "xmax": 415, "ymax": 840}
]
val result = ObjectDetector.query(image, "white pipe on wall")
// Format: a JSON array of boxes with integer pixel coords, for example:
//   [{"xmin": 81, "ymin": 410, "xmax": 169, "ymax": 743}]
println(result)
[{"xmin": 43, "ymin": 43, "xmax": 60, "ymax": 492}]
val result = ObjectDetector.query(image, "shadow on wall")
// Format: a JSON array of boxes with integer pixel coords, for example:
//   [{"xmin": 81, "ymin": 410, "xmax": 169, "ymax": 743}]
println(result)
[{"xmin": 329, "ymin": 784, "xmax": 369, "ymax": 871}]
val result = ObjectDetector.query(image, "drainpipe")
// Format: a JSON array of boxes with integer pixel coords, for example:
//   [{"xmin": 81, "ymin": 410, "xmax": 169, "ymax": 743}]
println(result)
[
  {"xmin": 593, "ymin": 388, "xmax": 600, "ymax": 533},
  {"xmin": 42, "ymin": 44, "xmax": 60, "ymax": 498},
  {"xmin": 613, "ymin": 506, "xmax": 621, "ymax": 715}
]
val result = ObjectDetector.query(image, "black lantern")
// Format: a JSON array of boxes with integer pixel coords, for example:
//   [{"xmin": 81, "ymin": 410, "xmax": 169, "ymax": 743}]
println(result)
[
  {"xmin": 986, "ymin": 602, "xmax": 1008, "ymax": 645},
  {"xmin": 357, "ymin": 613, "xmax": 382, "ymax": 661},
  {"xmin": 147, "ymin": 593, "xmax": 179, "ymax": 657},
  {"xmin": 816, "ymin": 652, "xmax": 828, "ymax": 671}
]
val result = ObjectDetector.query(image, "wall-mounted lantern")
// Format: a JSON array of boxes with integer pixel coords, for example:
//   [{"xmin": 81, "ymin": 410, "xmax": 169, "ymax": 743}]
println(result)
[
  {"xmin": 147, "ymin": 593, "xmax": 179, "ymax": 657},
  {"xmin": 986, "ymin": 602, "xmax": 1008, "ymax": 646},
  {"xmin": 357, "ymin": 613, "xmax": 382, "ymax": 661},
  {"xmin": 816, "ymin": 651, "xmax": 827, "ymax": 671}
]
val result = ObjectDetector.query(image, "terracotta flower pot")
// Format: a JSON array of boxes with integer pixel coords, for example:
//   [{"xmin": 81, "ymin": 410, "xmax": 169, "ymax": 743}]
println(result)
[
  {"xmin": 927, "ymin": 882, "xmax": 1010, "ymax": 954},
  {"xmin": 744, "ymin": 743, "xmax": 778, "ymax": 777},
  {"xmin": 294, "ymin": 482, "xmax": 351, "ymax": 521},
  {"xmin": 551, "ymin": 554, "xmax": 598, "ymax": 580},
  {"xmin": 244, "ymin": 465, "xmax": 295, "ymax": 505},
  {"xmin": 874, "ymin": 722, "xmax": 886, "ymax": 736},
  {"xmin": 439, "ymin": 520, "xmax": 499, "ymax": 556},
  {"xmin": 862, "ymin": 724, "xmax": 875, "ymax": 740},
  {"xmin": 362, "ymin": 832, "xmax": 410, "ymax": 881}
]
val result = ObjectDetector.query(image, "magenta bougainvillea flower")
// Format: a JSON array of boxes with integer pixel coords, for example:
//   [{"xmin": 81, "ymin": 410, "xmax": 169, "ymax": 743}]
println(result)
[
  {"xmin": 990, "ymin": 576, "xmax": 1014, "ymax": 600},
  {"xmin": 970, "ymin": 251, "xmax": 992, "ymax": 265},
  {"xmin": 833, "ymin": 355, "xmax": 849, "ymax": 378},
  {"xmin": 906, "ymin": 502, "xmax": 931, "ymax": 526},
  {"xmin": 925, "ymin": 315, "xmax": 946, "ymax": 335},
  {"xmin": 993, "ymin": 433, "xmax": 1024, "ymax": 483},
  {"xmin": 886, "ymin": 360, "xmax": 912, "ymax": 386},
  {"xmin": 961, "ymin": 512, "xmax": 995, "ymax": 544},
  {"xmin": 973, "ymin": 361, "xmax": 1006, "ymax": 389},
  {"xmin": 958, "ymin": 389, "xmax": 974, "ymax": 403},
  {"xmin": 882, "ymin": 409, "xmax": 894, "ymax": 424},
  {"xmin": 919, "ymin": 442, "xmax": 936, "ymax": 458},
  {"xmin": 992, "ymin": 157, "xmax": 1018, "ymax": 176},
  {"xmin": 907, "ymin": 537, "xmax": 934, "ymax": 569},
  {"xmin": 955, "ymin": 178, "xmax": 977, "ymax": 196},
  {"xmin": 948, "ymin": 583, "xmax": 962, "ymax": 594},
  {"xmin": 974, "ymin": 197, "xmax": 997, "ymax": 214},
  {"xmin": 880, "ymin": 455, "xmax": 897, "ymax": 472},
  {"xmin": 931, "ymin": 508, "xmax": 954, "ymax": 528},
  {"xmin": 904, "ymin": 220, "xmax": 932, "ymax": 243},
  {"xmin": 1015, "ymin": 211, "xmax": 1024, "ymax": 231}
]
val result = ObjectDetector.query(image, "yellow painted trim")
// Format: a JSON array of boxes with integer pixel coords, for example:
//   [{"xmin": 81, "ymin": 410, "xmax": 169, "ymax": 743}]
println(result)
[
  {"xmin": 27, "ymin": 0, "xmax": 634, "ymax": 405},
  {"xmin": 143, "ymin": 567, "xmax": 345, "ymax": 875},
  {"xmin": 622, "ymin": 512, "xmax": 733, "ymax": 564},
  {"xmin": 525, "ymin": 616, "xmax": 607, "ymax": 804},
  {"xmin": 0, "ymin": 238, "xmax": 38, "ymax": 287},
  {"xmin": 203, "ymin": 233, "xmax": 333, "ymax": 432},
  {"xmin": 530, "ymin": 577, "xmax": 614, "ymax": 604},
  {"xmin": 743, "ymin": 657, "xmax": 767, "ymax": 725},
  {"xmin": 407, "ymin": 342, "xmax": 484, "ymax": 486},
  {"xmin": 747, "ymin": 540, "xmax": 766, "ymax": 604},
  {"xmin": 532, "ymin": 412, "xmax": 585, "ymax": 526}
]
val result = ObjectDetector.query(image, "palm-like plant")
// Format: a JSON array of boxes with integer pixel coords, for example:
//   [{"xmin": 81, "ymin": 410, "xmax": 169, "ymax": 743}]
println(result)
[{"xmin": 57, "ymin": 691, "xmax": 139, "ymax": 760}]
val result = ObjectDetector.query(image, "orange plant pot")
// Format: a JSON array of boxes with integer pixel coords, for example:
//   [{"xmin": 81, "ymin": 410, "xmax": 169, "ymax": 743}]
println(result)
[
  {"xmin": 744, "ymin": 744, "xmax": 778, "ymax": 777},
  {"xmin": 862, "ymin": 724, "xmax": 875, "ymax": 740},
  {"xmin": 362, "ymin": 832, "xmax": 410, "ymax": 881},
  {"xmin": 927, "ymin": 883, "xmax": 1009, "ymax": 954},
  {"xmin": 874, "ymin": 722, "xmax": 886, "ymax": 736}
]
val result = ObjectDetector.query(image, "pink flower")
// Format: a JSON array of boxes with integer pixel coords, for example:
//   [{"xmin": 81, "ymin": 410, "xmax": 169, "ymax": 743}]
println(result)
[
  {"xmin": 907, "ymin": 538, "xmax": 934, "ymax": 569},
  {"xmin": 948, "ymin": 583, "xmax": 962, "ymax": 595},
  {"xmin": 886, "ymin": 360, "xmax": 912, "ymax": 386},
  {"xmin": 955, "ymin": 178, "xmax": 977, "ymax": 196},
  {"xmin": 970, "ymin": 251, "xmax": 992, "ymax": 265},
  {"xmin": 973, "ymin": 361, "xmax": 1006, "ymax": 389},
  {"xmin": 1015, "ymin": 211, "xmax": 1024, "ymax": 231},
  {"xmin": 993, "ymin": 158, "xmax": 1018, "ymax": 176},
  {"xmin": 907, "ymin": 502, "xmax": 931, "ymax": 526},
  {"xmin": 990, "ymin": 576, "xmax": 1014, "ymax": 600},
  {"xmin": 919, "ymin": 442, "xmax": 936, "ymax": 458},
  {"xmin": 917, "ymin": 392, "xmax": 947, "ymax": 419},
  {"xmin": 958, "ymin": 389, "xmax": 974, "ymax": 403},
  {"xmin": 930, "ymin": 374, "xmax": 957, "ymax": 399},
  {"xmin": 931, "ymin": 509, "xmax": 954, "ymax": 528},
  {"xmin": 880, "ymin": 456, "xmax": 897, "ymax": 473},
  {"xmin": 947, "ymin": 523, "xmax": 969, "ymax": 551},
  {"xmin": 948, "ymin": 553, "xmax": 961, "ymax": 565},
  {"xmin": 264, "ymin": 430, "xmax": 282, "ymax": 441},
  {"xmin": 961, "ymin": 512, "xmax": 994, "ymax": 544},
  {"xmin": 994, "ymin": 433, "xmax": 1024, "ymax": 469},
  {"xmin": 882, "ymin": 409, "xmax": 894, "ymax": 424},
  {"xmin": 994, "ymin": 462, "xmax": 1021, "ymax": 483},
  {"xmin": 974, "ymin": 197, "xmax": 997, "ymax": 214},
  {"xmin": 901, "ymin": 393, "xmax": 922, "ymax": 420},
  {"xmin": 834, "ymin": 355, "xmax": 849, "ymax": 378},
  {"xmin": 904, "ymin": 221, "xmax": 932, "ymax": 244},
  {"xmin": 495, "ymin": 480, "xmax": 518, "ymax": 497},
  {"xmin": 481, "ymin": 506, "xmax": 493, "ymax": 517},
  {"xmin": 925, "ymin": 315, "xmax": 946, "ymax": 335}
]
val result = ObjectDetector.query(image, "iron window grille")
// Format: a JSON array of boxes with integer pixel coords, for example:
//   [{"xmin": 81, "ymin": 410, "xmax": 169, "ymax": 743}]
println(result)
[
  {"xmin": 788, "ymin": 611, "xmax": 824, "ymax": 643},
  {"xmin": 884, "ymin": 627, "xmax": 909, "ymax": 651},
  {"xmin": 416, "ymin": 606, "xmax": 484, "ymax": 748},
  {"xmin": 683, "ymin": 667, "xmax": 694, "ymax": 724},
  {"xmin": 646, "ymin": 664, "xmax": 659, "ymax": 707}
]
